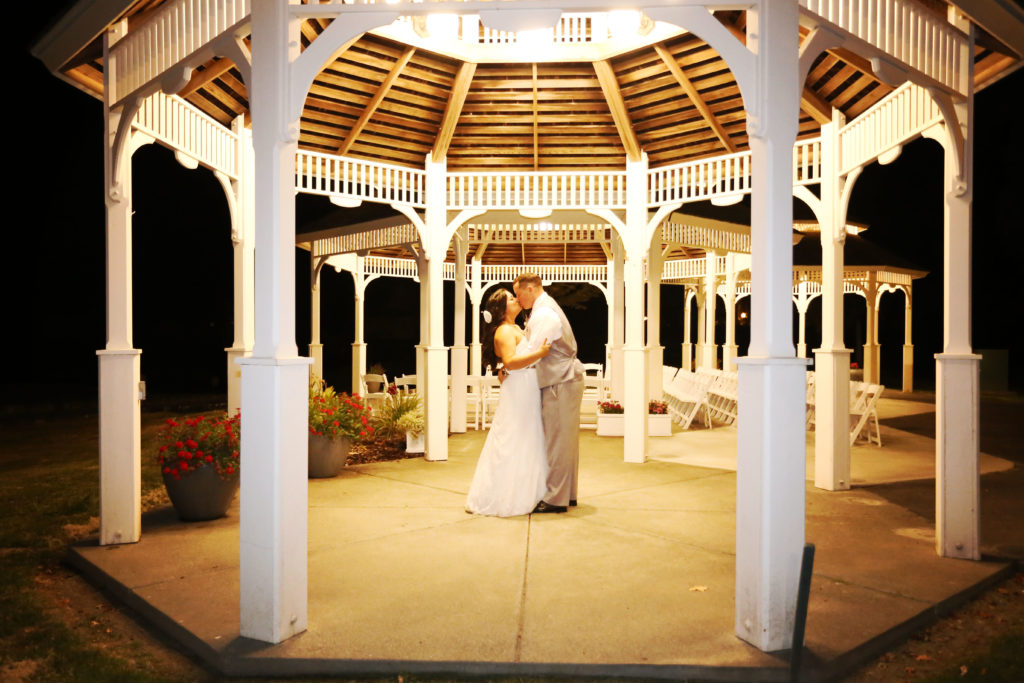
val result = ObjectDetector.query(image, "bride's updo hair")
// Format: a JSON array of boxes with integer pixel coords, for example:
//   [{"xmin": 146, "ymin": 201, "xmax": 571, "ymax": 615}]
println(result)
[{"xmin": 480, "ymin": 289, "xmax": 511, "ymax": 373}]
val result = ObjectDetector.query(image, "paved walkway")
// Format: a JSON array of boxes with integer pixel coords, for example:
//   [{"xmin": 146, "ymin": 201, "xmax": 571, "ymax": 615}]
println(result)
[{"xmin": 70, "ymin": 395, "xmax": 1018, "ymax": 681}]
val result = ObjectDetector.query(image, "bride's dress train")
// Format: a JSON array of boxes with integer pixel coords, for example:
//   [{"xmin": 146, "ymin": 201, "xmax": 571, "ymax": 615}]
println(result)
[{"xmin": 466, "ymin": 346, "xmax": 547, "ymax": 517}]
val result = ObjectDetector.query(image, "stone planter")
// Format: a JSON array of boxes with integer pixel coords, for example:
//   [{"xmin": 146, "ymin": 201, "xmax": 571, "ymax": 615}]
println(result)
[
  {"xmin": 162, "ymin": 466, "xmax": 239, "ymax": 522},
  {"xmin": 405, "ymin": 431, "xmax": 424, "ymax": 453},
  {"xmin": 596, "ymin": 413, "xmax": 672, "ymax": 437},
  {"xmin": 308, "ymin": 434, "xmax": 352, "ymax": 478}
]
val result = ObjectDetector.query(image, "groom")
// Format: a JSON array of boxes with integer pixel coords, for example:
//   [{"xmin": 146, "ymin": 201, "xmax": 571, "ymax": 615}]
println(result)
[{"xmin": 513, "ymin": 273, "xmax": 585, "ymax": 514}]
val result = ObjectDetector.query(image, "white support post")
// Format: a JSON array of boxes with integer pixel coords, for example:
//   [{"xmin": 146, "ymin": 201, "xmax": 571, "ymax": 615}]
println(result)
[
  {"xmin": 795, "ymin": 282, "xmax": 808, "ymax": 358},
  {"xmin": 735, "ymin": 1, "xmax": 806, "ymax": 653},
  {"xmin": 469, "ymin": 257, "xmax": 483, "ymax": 375},
  {"xmin": 423, "ymin": 157, "xmax": 449, "ymax": 461},
  {"xmin": 226, "ymin": 118, "xmax": 254, "ymax": 416},
  {"xmin": 98, "ymin": 21, "xmax": 141, "ymax": 547},
  {"xmin": 902, "ymin": 286, "xmax": 914, "ymax": 392},
  {"xmin": 415, "ymin": 252, "xmax": 427, "ymax": 390},
  {"xmin": 450, "ymin": 226, "xmax": 469, "ymax": 432},
  {"xmin": 936, "ymin": 13, "xmax": 980, "ymax": 560},
  {"xmin": 814, "ymin": 115, "xmax": 852, "ymax": 492},
  {"xmin": 238, "ymin": 0, "xmax": 310, "ymax": 644},
  {"xmin": 609, "ymin": 232, "xmax": 625, "ymax": 401},
  {"xmin": 351, "ymin": 256, "xmax": 367, "ymax": 396},
  {"xmin": 723, "ymin": 256, "xmax": 738, "ymax": 371},
  {"xmin": 622, "ymin": 155, "xmax": 648, "ymax": 463},
  {"xmin": 863, "ymin": 273, "xmax": 880, "ymax": 385},
  {"xmin": 646, "ymin": 226, "xmax": 665, "ymax": 401},
  {"xmin": 309, "ymin": 258, "xmax": 323, "ymax": 379},
  {"xmin": 682, "ymin": 288, "xmax": 694, "ymax": 372},
  {"xmin": 695, "ymin": 287, "xmax": 706, "ymax": 369},
  {"xmin": 702, "ymin": 251, "xmax": 719, "ymax": 369}
]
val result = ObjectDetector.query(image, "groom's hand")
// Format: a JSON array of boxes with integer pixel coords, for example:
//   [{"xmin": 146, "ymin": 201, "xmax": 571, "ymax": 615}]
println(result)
[{"xmin": 497, "ymin": 367, "xmax": 509, "ymax": 384}]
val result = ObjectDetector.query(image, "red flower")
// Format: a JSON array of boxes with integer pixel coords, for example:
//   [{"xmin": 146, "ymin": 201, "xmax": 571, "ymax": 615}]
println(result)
[{"xmin": 205, "ymin": 455, "xmax": 213, "ymax": 463}]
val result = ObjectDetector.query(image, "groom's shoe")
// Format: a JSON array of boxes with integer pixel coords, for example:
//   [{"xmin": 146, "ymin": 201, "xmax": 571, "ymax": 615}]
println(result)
[
  {"xmin": 532, "ymin": 501, "xmax": 567, "ymax": 514},
  {"xmin": 569, "ymin": 499, "xmax": 577, "ymax": 507}
]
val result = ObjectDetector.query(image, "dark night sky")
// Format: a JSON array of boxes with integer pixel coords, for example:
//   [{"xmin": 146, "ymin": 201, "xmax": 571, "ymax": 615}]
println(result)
[{"xmin": 6, "ymin": 5, "xmax": 1023, "ymax": 409}]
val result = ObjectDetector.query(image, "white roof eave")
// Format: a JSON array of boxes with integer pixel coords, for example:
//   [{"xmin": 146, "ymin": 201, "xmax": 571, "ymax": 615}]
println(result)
[{"xmin": 30, "ymin": 0, "xmax": 136, "ymax": 74}]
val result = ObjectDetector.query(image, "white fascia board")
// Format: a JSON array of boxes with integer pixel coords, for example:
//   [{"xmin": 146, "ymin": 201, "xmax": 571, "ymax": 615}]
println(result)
[
  {"xmin": 949, "ymin": 0, "xmax": 1024, "ymax": 58},
  {"xmin": 30, "ymin": 0, "xmax": 136, "ymax": 73}
]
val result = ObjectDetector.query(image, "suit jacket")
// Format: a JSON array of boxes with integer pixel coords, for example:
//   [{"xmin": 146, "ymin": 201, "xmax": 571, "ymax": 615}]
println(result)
[{"xmin": 527, "ymin": 292, "xmax": 584, "ymax": 389}]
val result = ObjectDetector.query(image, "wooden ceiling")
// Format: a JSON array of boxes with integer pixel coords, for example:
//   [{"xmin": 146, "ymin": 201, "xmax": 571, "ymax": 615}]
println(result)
[{"xmin": 61, "ymin": 3, "xmax": 1020, "ymax": 175}]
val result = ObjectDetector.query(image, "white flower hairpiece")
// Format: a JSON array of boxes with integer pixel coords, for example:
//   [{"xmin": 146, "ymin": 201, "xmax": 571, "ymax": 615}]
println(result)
[{"xmin": 482, "ymin": 310, "xmax": 493, "ymax": 324}]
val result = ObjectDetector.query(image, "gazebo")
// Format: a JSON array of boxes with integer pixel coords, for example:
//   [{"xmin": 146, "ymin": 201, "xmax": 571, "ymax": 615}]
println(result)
[{"xmin": 32, "ymin": 0, "xmax": 1023, "ymax": 651}]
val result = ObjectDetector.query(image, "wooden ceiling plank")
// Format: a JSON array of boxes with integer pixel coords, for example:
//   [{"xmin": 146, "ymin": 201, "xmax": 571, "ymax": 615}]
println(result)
[
  {"xmin": 533, "ymin": 63, "xmax": 540, "ymax": 170},
  {"xmin": 801, "ymin": 86, "xmax": 833, "ymax": 124},
  {"xmin": 432, "ymin": 61, "xmax": 477, "ymax": 162},
  {"xmin": 654, "ymin": 43, "xmax": 736, "ymax": 153},
  {"xmin": 336, "ymin": 45, "xmax": 417, "ymax": 155},
  {"xmin": 593, "ymin": 60, "xmax": 640, "ymax": 161}
]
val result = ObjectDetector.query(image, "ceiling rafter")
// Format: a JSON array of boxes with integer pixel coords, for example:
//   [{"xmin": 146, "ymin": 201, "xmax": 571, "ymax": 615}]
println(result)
[
  {"xmin": 593, "ymin": 59, "xmax": 641, "ymax": 161},
  {"xmin": 532, "ymin": 64, "xmax": 540, "ymax": 170},
  {"xmin": 654, "ymin": 43, "xmax": 737, "ymax": 154},
  {"xmin": 337, "ymin": 46, "xmax": 416, "ymax": 156},
  {"xmin": 801, "ymin": 86, "xmax": 833, "ymax": 123},
  {"xmin": 432, "ymin": 61, "xmax": 476, "ymax": 162}
]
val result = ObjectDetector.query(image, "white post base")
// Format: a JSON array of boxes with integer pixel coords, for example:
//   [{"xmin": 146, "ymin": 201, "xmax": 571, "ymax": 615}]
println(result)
[
  {"xmin": 225, "ymin": 346, "xmax": 249, "ymax": 416},
  {"xmin": 863, "ymin": 343, "xmax": 880, "ymax": 384},
  {"xmin": 97, "ymin": 349, "xmax": 142, "ymax": 546},
  {"xmin": 646, "ymin": 345, "xmax": 664, "ymax": 403},
  {"xmin": 608, "ymin": 345, "xmax": 625, "ymax": 402},
  {"xmin": 450, "ymin": 345, "xmax": 468, "ymax": 433},
  {"xmin": 622, "ymin": 347, "xmax": 647, "ymax": 463},
  {"xmin": 470, "ymin": 342, "xmax": 482, "ymax": 377},
  {"xmin": 902, "ymin": 344, "xmax": 914, "ymax": 393},
  {"xmin": 723, "ymin": 344, "xmax": 739, "ymax": 372},
  {"xmin": 308, "ymin": 343, "xmax": 324, "ymax": 381},
  {"xmin": 735, "ymin": 356, "xmax": 808, "ymax": 651},
  {"xmin": 424, "ymin": 346, "xmax": 449, "ymax": 461},
  {"xmin": 681, "ymin": 342, "xmax": 693, "ymax": 372},
  {"xmin": 351, "ymin": 342, "xmax": 366, "ymax": 395},
  {"xmin": 935, "ymin": 353, "xmax": 981, "ymax": 560},
  {"xmin": 239, "ymin": 356, "xmax": 311, "ymax": 644},
  {"xmin": 812, "ymin": 348, "xmax": 852, "ymax": 491}
]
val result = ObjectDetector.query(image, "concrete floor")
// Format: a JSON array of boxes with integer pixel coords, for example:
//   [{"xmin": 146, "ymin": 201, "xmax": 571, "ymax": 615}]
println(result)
[{"xmin": 70, "ymin": 395, "xmax": 1019, "ymax": 681}]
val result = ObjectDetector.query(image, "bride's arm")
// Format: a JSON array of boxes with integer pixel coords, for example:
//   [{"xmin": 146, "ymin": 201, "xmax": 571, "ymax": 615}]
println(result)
[{"xmin": 495, "ymin": 325, "xmax": 551, "ymax": 371}]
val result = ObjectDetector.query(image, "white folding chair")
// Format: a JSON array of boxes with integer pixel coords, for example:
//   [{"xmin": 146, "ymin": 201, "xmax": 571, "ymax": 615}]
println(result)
[
  {"xmin": 850, "ymin": 382, "xmax": 884, "ymax": 446},
  {"xmin": 394, "ymin": 374, "xmax": 417, "ymax": 396},
  {"xmin": 361, "ymin": 372, "xmax": 389, "ymax": 409},
  {"xmin": 480, "ymin": 374, "xmax": 502, "ymax": 429}
]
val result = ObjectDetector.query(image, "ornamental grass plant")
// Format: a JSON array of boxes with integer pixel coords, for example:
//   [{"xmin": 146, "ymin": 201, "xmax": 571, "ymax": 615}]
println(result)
[
  {"xmin": 371, "ymin": 384, "xmax": 424, "ymax": 441},
  {"xmin": 156, "ymin": 412, "xmax": 240, "ymax": 480},
  {"xmin": 309, "ymin": 375, "xmax": 373, "ymax": 441}
]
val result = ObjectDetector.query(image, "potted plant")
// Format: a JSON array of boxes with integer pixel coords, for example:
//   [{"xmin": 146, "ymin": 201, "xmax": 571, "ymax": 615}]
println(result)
[
  {"xmin": 648, "ymin": 400, "xmax": 672, "ymax": 436},
  {"xmin": 595, "ymin": 399, "xmax": 672, "ymax": 436},
  {"xmin": 309, "ymin": 375, "xmax": 372, "ymax": 478},
  {"xmin": 156, "ymin": 412, "xmax": 240, "ymax": 521},
  {"xmin": 372, "ymin": 385, "xmax": 425, "ymax": 453}
]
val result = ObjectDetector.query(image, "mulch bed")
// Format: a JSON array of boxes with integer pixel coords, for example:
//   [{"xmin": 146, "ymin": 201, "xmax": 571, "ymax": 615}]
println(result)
[{"xmin": 346, "ymin": 438, "xmax": 421, "ymax": 465}]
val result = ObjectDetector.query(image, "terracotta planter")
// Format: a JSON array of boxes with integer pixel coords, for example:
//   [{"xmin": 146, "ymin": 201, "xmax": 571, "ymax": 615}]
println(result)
[
  {"xmin": 405, "ymin": 431, "xmax": 424, "ymax": 453},
  {"xmin": 162, "ymin": 466, "xmax": 239, "ymax": 522},
  {"xmin": 596, "ymin": 413, "xmax": 672, "ymax": 437},
  {"xmin": 308, "ymin": 433, "xmax": 352, "ymax": 478}
]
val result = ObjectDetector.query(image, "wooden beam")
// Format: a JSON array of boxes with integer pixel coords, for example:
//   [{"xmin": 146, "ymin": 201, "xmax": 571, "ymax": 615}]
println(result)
[
  {"xmin": 801, "ymin": 86, "xmax": 833, "ymax": 124},
  {"xmin": 655, "ymin": 44, "xmax": 737, "ymax": 154},
  {"xmin": 593, "ymin": 60, "xmax": 641, "ymax": 162},
  {"xmin": 532, "ymin": 63, "xmax": 539, "ymax": 170},
  {"xmin": 432, "ymin": 61, "xmax": 476, "ymax": 162},
  {"xmin": 338, "ymin": 46, "xmax": 415, "ymax": 156},
  {"xmin": 179, "ymin": 58, "xmax": 237, "ymax": 97}
]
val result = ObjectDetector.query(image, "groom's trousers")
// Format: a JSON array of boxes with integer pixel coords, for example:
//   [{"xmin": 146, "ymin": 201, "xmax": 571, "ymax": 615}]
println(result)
[{"xmin": 540, "ymin": 374, "xmax": 585, "ymax": 506}]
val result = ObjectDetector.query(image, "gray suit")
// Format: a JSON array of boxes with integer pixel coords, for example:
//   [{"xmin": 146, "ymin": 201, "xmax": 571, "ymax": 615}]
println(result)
[{"xmin": 527, "ymin": 292, "xmax": 585, "ymax": 506}]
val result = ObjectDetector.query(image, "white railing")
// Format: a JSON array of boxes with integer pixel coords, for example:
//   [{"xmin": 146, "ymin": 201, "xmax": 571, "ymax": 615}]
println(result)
[
  {"xmin": 312, "ymin": 223, "xmax": 419, "ymax": 257},
  {"xmin": 838, "ymin": 82, "xmax": 941, "ymax": 175},
  {"xmin": 661, "ymin": 221, "xmax": 751, "ymax": 253},
  {"xmin": 446, "ymin": 171, "xmax": 628, "ymax": 210},
  {"xmin": 132, "ymin": 92, "xmax": 239, "ymax": 179},
  {"xmin": 296, "ymin": 151, "xmax": 427, "ymax": 207},
  {"xmin": 479, "ymin": 264, "xmax": 608, "ymax": 283},
  {"xmin": 793, "ymin": 137, "xmax": 822, "ymax": 186},
  {"xmin": 108, "ymin": 0, "xmax": 250, "ymax": 106},
  {"xmin": 468, "ymin": 13, "xmax": 602, "ymax": 44},
  {"xmin": 800, "ymin": 0, "xmax": 968, "ymax": 95},
  {"xmin": 468, "ymin": 224, "xmax": 609, "ymax": 243},
  {"xmin": 363, "ymin": 256, "xmax": 420, "ymax": 279},
  {"xmin": 648, "ymin": 151, "xmax": 752, "ymax": 207},
  {"xmin": 662, "ymin": 258, "xmax": 708, "ymax": 281}
]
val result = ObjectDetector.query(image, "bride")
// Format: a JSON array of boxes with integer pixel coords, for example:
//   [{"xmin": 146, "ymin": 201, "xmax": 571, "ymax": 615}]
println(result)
[{"xmin": 466, "ymin": 289, "xmax": 551, "ymax": 517}]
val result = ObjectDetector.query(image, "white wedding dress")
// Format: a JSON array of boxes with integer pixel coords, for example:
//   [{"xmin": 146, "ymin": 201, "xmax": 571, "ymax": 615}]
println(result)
[{"xmin": 466, "ymin": 338, "xmax": 548, "ymax": 517}]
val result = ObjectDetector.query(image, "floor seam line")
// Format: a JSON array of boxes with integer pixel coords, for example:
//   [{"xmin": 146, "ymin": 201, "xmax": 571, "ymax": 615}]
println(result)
[{"xmin": 514, "ymin": 516, "xmax": 531, "ymax": 663}]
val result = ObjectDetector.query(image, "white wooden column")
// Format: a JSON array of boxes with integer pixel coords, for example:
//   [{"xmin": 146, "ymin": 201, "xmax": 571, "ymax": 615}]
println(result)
[
  {"xmin": 936, "ymin": 12, "xmax": 980, "ymax": 560},
  {"xmin": 226, "ymin": 117, "xmax": 254, "ymax": 416},
  {"xmin": 309, "ymin": 257, "xmax": 324, "ymax": 378},
  {"xmin": 813, "ymin": 116, "xmax": 852, "ymax": 492},
  {"xmin": 701, "ymin": 251, "xmax": 719, "ymax": 369},
  {"xmin": 469, "ymin": 257, "xmax": 483, "ymax": 375},
  {"xmin": 609, "ymin": 231, "xmax": 626, "ymax": 401},
  {"xmin": 902, "ymin": 286, "xmax": 914, "ymax": 392},
  {"xmin": 622, "ymin": 155, "xmax": 649, "ymax": 462},
  {"xmin": 723, "ymin": 254, "xmax": 739, "ymax": 371},
  {"xmin": 795, "ymin": 282, "xmax": 809, "ymax": 358},
  {"xmin": 862, "ymin": 273, "xmax": 880, "ymax": 384},
  {"xmin": 351, "ymin": 256, "xmax": 368, "ymax": 395},
  {"xmin": 695, "ymin": 286, "xmax": 706, "ymax": 368},
  {"xmin": 450, "ymin": 225, "xmax": 469, "ymax": 432},
  {"xmin": 646, "ymin": 226, "xmax": 665, "ymax": 401},
  {"xmin": 735, "ymin": 0, "xmax": 807, "ymax": 652},
  {"xmin": 415, "ymin": 251, "xmax": 427, "ymax": 388},
  {"xmin": 423, "ymin": 158, "xmax": 449, "ymax": 461},
  {"xmin": 98, "ymin": 21, "xmax": 141, "ymax": 547},
  {"xmin": 238, "ymin": 0, "xmax": 311, "ymax": 644},
  {"xmin": 682, "ymin": 288, "xmax": 694, "ymax": 371}
]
